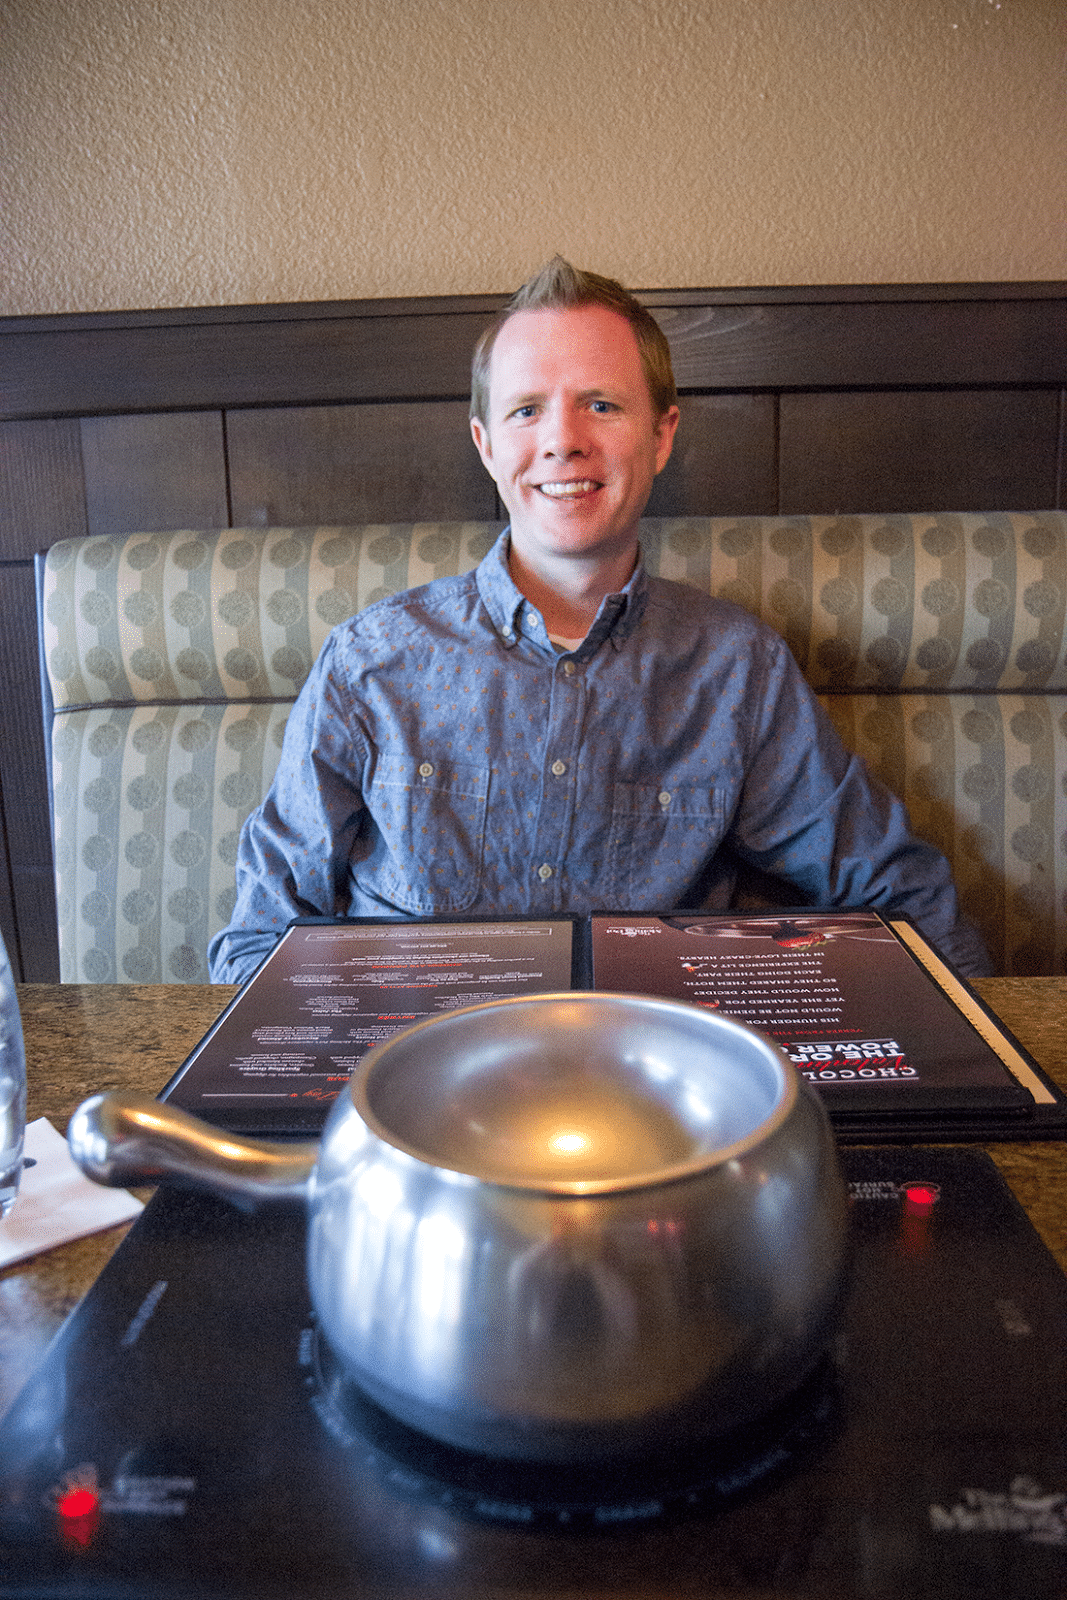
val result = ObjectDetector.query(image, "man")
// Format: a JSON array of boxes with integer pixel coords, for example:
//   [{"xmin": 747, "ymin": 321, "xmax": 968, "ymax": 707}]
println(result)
[{"xmin": 209, "ymin": 259, "xmax": 989, "ymax": 983}]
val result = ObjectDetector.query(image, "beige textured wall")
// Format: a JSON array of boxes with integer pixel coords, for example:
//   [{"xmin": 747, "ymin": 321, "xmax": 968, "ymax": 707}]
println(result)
[{"xmin": 3, "ymin": 0, "xmax": 1065, "ymax": 315}]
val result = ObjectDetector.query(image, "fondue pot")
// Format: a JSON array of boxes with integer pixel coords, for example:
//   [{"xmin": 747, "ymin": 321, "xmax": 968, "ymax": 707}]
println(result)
[{"xmin": 68, "ymin": 992, "xmax": 848, "ymax": 1464}]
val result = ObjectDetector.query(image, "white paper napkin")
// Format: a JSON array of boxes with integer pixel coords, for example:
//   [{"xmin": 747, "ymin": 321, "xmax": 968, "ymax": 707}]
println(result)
[{"xmin": 0, "ymin": 1117, "xmax": 144, "ymax": 1269}]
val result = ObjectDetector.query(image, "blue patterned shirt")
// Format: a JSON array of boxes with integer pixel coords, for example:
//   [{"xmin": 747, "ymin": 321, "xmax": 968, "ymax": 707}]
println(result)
[{"xmin": 209, "ymin": 532, "xmax": 989, "ymax": 983}]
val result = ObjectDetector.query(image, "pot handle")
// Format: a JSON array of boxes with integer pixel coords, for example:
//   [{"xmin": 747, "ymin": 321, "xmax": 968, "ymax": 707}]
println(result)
[{"xmin": 68, "ymin": 1091, "xmax": 318, "ymax": 1206}]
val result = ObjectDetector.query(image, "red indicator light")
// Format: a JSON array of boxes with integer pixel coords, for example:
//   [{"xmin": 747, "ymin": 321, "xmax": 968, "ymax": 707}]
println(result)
[
  {"xmin": 55, "ymin": 1480, "xmax": 101, "ymax": 1550},
  {"xmin": 58, "ymin": 1487, "xmax": 99, "ymax": 1520},
  {"xmin": 897, "ymin": 1181, "xmax": 939, "ymax": 1257}
]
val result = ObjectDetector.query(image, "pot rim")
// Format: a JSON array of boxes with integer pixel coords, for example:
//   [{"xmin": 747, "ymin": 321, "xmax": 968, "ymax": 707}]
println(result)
[{"xmin": 345, "ymin": 992, "xmax": 802, "ymax": 1196}]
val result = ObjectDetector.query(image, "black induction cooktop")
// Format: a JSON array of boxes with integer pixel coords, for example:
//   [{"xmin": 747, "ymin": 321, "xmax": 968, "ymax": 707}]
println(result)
[{"xmin": 1, "ymin": 1147, "xmax": 1065, "ymax": 1599}]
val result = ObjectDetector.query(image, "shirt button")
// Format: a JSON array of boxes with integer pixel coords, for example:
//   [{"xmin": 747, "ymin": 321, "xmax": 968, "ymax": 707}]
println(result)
[
  {"xmin": 658, "ymin": 790, "xmax": 672, "ymax": 807},
  {"xmin": 419, "ymin": 762, "xmax": 435, "ymax": 778},
  {"xmin": 563, "ymin": 661, "xmax": 576, "ymax": 677},
  {"xmin": 526, "ymin": 612, "xmax": 539, "ymax": 629},
  {"xmin": 501, "ymin": 624, "xmax": 513, "ymax": 639},
  {"xmin": 537, "ymin": 863, "xmax": 554, "ymax": 881},
  {"xmin": 551, "ymin": 760, "xmax": 567, "ymax": 777}
]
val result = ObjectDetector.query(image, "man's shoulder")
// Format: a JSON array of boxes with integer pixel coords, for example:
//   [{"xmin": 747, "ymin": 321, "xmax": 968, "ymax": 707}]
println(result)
[{"xmin": 642, "ymin": 572, "xmax": 785, "ymax": 651}]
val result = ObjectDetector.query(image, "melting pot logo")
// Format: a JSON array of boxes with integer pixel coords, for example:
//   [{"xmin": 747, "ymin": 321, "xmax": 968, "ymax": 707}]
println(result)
[
  {"xmin": 847, "ymin": 1179, "xmax": 941, "ymax": 1206},
  {"xmin": 46, "ymin": 1461, "xmax": 196, "ymax": 1532},
  {"xmin": 930, "ymin": 1477, "xmax": 1067, "ymax": 1545}
]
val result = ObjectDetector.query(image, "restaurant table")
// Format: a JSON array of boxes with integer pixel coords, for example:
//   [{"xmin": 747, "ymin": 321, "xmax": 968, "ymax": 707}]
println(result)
[{"xmin": 1, "ymin": 978, "xmax": 1065, "ymax": 1425}]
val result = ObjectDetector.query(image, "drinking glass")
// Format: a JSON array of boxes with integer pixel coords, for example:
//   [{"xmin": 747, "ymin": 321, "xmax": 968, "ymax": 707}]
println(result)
[{"xmin": 0, "ymin": 931, "xmax": 26, "ymax": 1219}]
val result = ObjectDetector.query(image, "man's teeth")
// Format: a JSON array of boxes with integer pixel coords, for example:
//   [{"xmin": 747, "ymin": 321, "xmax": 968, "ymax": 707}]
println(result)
[{"xmin": 538, "ymin": 481, "xmax": 598, "ymax": 497}]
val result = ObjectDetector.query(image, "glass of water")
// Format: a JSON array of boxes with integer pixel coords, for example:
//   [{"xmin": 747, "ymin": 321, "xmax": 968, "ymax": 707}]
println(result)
[{"xmin": 0, "ymin": 931, "xmax": 26, "ymax": 1219}]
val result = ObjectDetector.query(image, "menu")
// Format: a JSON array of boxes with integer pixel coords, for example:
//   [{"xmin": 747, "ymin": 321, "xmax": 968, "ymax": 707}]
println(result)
[
  {"xmin": 162, "ymin": 918, "xmax": 577, "ymax": 1133},
  {"xmin": 590, "ymin": 912, "xmax": 1051, "ymax": 1130},
  {"xmin": 162, "ymin": 910, "xmax": 1066, "ymax": 1140}
]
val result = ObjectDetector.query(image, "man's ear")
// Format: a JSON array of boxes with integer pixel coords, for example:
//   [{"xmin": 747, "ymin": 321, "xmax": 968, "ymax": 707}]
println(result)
[
  {"xmin": 470, "ymin": 415, "xmax": 497, "ymax": 480},
  {"xmin": 653, "ymin": 404, "xmax": 681, "ymax": 476}
]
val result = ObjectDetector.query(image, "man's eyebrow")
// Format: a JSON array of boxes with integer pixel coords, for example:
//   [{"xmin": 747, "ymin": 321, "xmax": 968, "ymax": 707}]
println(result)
[
  {"xmin": 502, "ymin": 385, "xmax": 622, "ymax": 410},
  {"xmin": 502, "ymin": 390, "xmax": 546, "ymax": 409}
]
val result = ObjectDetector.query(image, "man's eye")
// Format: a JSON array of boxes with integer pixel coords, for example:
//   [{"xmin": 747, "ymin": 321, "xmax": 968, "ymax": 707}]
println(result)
[
  {"xmin": 590, "ymin": 400, "xmax": 616, "ymax": 414},
  {"xmin": 511, "ymin": 404, "xmax": 537, "ymax": 419}
]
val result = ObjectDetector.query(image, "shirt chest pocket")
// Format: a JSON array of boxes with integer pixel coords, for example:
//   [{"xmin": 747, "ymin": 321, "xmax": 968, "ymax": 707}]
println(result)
[
  {"xmin": 607, "ymin": 782, "xmax": 724, "ymax": 905},
  {"xmin": 364, "ymin": 756, "xmax": 490, "ymax": 914}
]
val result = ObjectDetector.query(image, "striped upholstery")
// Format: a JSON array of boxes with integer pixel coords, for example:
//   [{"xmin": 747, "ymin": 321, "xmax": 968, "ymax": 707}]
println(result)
[
  {"xmin": 39, "ymin": 513, "xmax": 1067, "ymax": 979},
  {"xmin": 40, "ymin": 524, "xmax": 500, "ymax": 984}
]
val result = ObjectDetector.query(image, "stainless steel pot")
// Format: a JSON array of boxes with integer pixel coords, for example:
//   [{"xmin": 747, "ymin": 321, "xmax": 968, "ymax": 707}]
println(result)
[{"xmin": 68, "ymin": 992, "xmax": 848, "ymax": 1464}]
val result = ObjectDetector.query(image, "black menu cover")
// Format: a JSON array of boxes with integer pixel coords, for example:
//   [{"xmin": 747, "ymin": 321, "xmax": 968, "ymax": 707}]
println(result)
[{"xmin": 588, "ymin": 911, "xmax": 1057, "ymax": 1138}]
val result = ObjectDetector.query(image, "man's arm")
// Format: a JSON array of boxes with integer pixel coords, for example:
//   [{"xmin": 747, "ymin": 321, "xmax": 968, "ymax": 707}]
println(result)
[{"xmin": 208, "ymin": 642, "xmax": 367, "ymax": 984}]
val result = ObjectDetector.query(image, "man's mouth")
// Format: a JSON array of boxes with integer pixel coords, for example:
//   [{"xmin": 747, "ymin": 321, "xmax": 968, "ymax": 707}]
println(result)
[{"xmin": 536, "ymin": 480, "xmax": 601, "ymax": 498}]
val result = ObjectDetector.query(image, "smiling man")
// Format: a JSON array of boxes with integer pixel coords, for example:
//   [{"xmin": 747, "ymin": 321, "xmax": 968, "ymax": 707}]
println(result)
[
  {"xmin": 469, "ymin": 294, "xmax": 678, "ymax": 639},
  {"xmin": 209, "ymin": 259, "xmax": 989, "ymax": 984}
]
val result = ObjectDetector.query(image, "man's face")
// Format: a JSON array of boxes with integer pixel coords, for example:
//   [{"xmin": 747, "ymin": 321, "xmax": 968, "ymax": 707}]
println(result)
[{"xmin": 470, "ymin": 305, "xmax": 678, "ymax": 579}]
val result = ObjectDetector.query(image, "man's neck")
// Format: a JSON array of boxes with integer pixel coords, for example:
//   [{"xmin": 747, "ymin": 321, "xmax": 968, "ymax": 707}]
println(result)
[{"xmin": 506, "ymin": 542, "xmax": 638, "ymax": 638}]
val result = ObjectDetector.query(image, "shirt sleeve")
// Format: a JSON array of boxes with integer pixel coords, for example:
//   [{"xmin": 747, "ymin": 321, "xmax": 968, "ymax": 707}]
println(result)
[
  {"xmin": 207, "ymin": 639, "xmax": 368, "ymax": 984},
  {"xmin": 728, "ymin": 635, "xmax": 992, "ymax": 978}
]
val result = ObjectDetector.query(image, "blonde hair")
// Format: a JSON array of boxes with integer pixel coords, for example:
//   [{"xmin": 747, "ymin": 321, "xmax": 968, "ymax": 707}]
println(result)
[{"xmin": 470, "ymin": 256, "xmax": 677, "ymax": 424}]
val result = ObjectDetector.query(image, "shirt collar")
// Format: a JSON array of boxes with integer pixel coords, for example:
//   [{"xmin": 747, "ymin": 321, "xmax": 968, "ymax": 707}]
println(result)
[{"xmin": 475, "ymin": 528, "xmax": 648, "ymax": 654}]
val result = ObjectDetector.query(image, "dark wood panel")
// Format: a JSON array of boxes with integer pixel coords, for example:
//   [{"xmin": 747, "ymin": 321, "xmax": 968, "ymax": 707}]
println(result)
[
  {"xmin": 0, "ymin": 292, "xmax": 508, "ymax": 334},
  {"xmin": 6, "ymin": 280, "xmax": 1065, "ymax": 338},
  {"xmin": 0, "ymin": 565, "xmax": 58, "ymax": 982},
  {"xmin": 4, "ymin": 291, "xmax": 1063, "ymax": 421},
  {"xmin": 1, "ymin": 311, "xmax": 497, "ymax": 419},
  {"xmin": 659, "ymin": 298, "xmax": 1067, "ymax": 391},
  {"xmin": 226, "ymin": 401, "xmax": 498, "ymax": 525},
  {"xmin": 645, "ymin": 394, "xmax": 777, "ymax": 517},
  {"xmin": 81, "ymin": 412, "xmax": 229, "ymax": 535},
  {"xmin": 0, "ymin": 419, "xmax": 87, "ymax": 558},
  {"xmin": 779, "ymin": 389, "xmax": 1063, "ymax": 514}
]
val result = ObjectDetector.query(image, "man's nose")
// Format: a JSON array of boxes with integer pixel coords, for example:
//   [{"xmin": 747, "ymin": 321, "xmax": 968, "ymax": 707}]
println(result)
[{"xmin": 541, "ymin": 403, "xmax": 588, "ymax": 457}]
